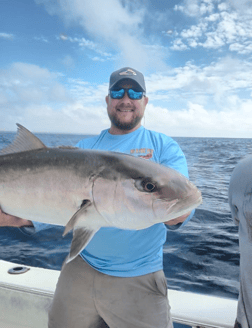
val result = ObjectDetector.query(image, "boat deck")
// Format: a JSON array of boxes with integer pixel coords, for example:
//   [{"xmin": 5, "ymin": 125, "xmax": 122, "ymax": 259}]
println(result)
[{"xmin": 0, "ymin": 260, "xmax": 238, "ymax": 328}]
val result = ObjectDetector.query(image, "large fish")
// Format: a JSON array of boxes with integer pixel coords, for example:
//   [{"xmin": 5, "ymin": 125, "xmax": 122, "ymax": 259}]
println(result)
[{"xmin": 0, "ymin": 124, "xmax": 202, "ymax": 262}]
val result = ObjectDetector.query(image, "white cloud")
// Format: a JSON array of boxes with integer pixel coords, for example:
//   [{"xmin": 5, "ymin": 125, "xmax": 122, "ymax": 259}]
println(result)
[
  {"xmin": 21, "ymin": 102, "xmax": 110, "ymax": 134},
  {"xmin": 35, "ymin": 0, "xmax": 167, "ymax": 70},
  {"xmin": 1, "ymin": 57, "xmax": 252, "ymax": 137},
  {"xmin": 174, "ymin": 0, "xmax": 215, "ymax": 17},
  {"xmin": 147, "ymin": 57, "xmax": 252, "ymax": 96},
  {"xmin": 229, "ymin": 41, "xmax": 252, "ymax": 54},
  {"xmin": 170, "ymin": 39, "xmax": 188, "ymax": 51},
  {"xmin": 206, "ymin": 12, "xmax": 220, "ymax": 22},
  {"xmin": 68, "ymin": 78, "xmax": 108, "ymax": 105},
  {"xmin": 144, "ymin": 101, "xmax": 252, "ymax": 138},
  {"xmin": 59, "ymin": 33, "xmax": 68, "ymax": 41},
  {"xmin": 0, "ymin": 62, "xmax": 110, "ymax": 133},
  {"xmin": 202, "ymin": 32, "xmax": 225, "ymax": 48},
  {"xmin": 58, "ymin": 34, "xmax": 115, "ymax": 61},
  {"xmin": 172, "ymin": 0, "xmax": 252, "ymax": 54},
  {"xmin": 0, "ymin": 102, "xmax": 110, "ymax": 135},
  {"xmin": 0, "ymin": 32, "xmax": 14, "ymax": 40},
  {"xmin": 180, "ymin": 23, "xmax": 206, "ymax": 39},
  {"xmin": 144, "ymin": 56, "xmax": 252, "ymax": 134},
  {"xmin": 0, "ymin": 62, "xmax": 70, "ymax": 106},
  {"xmin": 34, "ymin": 36, "xmax": 49, "ymax": 43},
  {"xmin": 91, "ymin": 56, "xmax": 106, "ymax": 62},
  {"xmin": 228, "ymin": 0, "xmax": 252, "ymax": 14},
  {"xmin": 218, "ymin": 3, "xmax": 229, "ymax": 11}
]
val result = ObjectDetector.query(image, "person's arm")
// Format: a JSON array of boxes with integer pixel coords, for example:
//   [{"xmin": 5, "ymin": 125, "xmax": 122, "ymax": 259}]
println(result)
[
  {"xmin": 0, "ymin": 206, "xmax": 33, "ymax": 227},
  {"xmin": 0, "ymin": 206, "xmax": 53, "ymax": 235}
]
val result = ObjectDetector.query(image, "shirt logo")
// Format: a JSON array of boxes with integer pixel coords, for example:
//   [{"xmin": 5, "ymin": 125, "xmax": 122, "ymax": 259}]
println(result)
[
  {"xmin": 119, "ymin": 69, "xmax": 137, "ymax": 76},
  {"xmin": 130, "ymin": 148, "xmax": 153, "ymax": 159}
]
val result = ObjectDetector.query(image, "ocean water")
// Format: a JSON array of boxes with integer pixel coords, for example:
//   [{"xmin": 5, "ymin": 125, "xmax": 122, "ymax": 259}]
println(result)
[{"xmin": 1, "ymin": 130, "xmax": 252, "ymax": 300}]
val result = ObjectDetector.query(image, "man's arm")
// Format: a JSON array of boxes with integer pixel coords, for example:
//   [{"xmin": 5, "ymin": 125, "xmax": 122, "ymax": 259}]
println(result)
[{"xmin": 0, "ymin": 206, "xmax": 33, "ymax": 227}]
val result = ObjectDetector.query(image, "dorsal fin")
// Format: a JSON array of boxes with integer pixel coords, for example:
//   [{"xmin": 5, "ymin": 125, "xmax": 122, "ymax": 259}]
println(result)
[{"xmin": 0, "ymin": 123, "xmax": 47, "ymax": 155}]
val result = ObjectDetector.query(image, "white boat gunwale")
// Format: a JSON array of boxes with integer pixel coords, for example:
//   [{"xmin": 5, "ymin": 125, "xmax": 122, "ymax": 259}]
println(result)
[{"xmin": 0, "ymin": 260, "xmax": 238, "ymax": 328}]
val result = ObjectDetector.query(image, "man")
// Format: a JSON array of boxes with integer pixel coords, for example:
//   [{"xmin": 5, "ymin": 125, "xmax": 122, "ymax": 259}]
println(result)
[
  {"xmin": 0, "ymin": 67, "xmax": 194, "ymax": 328},
  {"xmin": 229, "ymin": 156, "xmax": 252, "ymax": 328}
]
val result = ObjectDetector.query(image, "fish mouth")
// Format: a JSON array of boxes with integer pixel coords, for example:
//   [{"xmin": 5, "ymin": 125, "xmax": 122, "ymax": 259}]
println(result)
[
  {"xmin": 153, "ymin": 189, "xmax": 202, "ymax": 223},
  {"xmin": 166, "ymin": 189, "xmax": 202, "ymax": 219}
]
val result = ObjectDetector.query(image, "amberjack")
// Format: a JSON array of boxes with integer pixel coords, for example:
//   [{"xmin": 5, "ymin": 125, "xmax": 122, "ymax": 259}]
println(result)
[{"xmin": 0, "ymin": 124, "xmax": 202, "ymax": 262}]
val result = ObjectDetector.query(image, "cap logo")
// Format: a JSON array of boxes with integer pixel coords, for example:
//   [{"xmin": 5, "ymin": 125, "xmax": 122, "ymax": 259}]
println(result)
[{"xmin": 119, "ymin": 69, "xmax": 137, "ymax": 76}]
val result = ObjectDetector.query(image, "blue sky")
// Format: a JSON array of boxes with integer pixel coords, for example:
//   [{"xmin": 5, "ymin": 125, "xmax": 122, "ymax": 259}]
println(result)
[{"xmin": 1, "ymin": 0, "xmax": 252, "ymax": 137}]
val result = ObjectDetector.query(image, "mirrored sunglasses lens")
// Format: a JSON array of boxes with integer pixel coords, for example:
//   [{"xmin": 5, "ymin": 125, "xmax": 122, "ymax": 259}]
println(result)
[
  {"xmin": 110, "ymin": 89, "xmax": 125, "ymax": 99},
  {"xmin": 128, "ymin": 89, "xmax": 143, "ymax": 100}
]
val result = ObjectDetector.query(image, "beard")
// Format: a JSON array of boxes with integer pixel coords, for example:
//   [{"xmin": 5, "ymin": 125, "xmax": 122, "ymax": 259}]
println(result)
[{"xmin": 108, "ymin": 108, "xmax": 143, "ymax": 131}]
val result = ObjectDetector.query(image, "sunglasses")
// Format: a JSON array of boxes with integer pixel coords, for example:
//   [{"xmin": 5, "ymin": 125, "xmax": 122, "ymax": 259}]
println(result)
[{"xmin": 110, "ymin": 88, "xmax": 145, "ymax": 100}]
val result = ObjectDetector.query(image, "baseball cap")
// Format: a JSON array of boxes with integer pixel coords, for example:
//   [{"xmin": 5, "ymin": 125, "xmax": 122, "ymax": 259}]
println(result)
[{"xmin": 109, "ymin": 67, "xmax": 146, "ymax": 92}]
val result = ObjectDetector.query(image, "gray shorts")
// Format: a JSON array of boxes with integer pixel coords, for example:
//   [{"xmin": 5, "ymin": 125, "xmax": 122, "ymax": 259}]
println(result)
[{"xmin": 48, "ymin": 256, "xmax": 173, "ymax": 328}]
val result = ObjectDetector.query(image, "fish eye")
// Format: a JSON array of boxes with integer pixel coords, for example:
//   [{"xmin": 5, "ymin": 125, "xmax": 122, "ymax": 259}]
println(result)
[
  {"xmin": 135, "ymin": 179, "xmax": 157, "ymax": 193},
  {"xmin": 143, "ymin": 181, "xmax": 156, "ymax": 192}
]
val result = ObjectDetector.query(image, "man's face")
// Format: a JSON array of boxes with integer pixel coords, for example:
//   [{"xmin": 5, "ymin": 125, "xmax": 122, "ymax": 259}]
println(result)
[{"xmin": 106, "ymin": 80, "xmax": 148, "ymax": 133}]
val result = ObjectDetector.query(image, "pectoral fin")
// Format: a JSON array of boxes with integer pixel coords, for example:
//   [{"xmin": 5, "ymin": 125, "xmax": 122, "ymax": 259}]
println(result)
[
  {"xmin": 63, "ymin": 199, "xmax": 108, "ymax": 263},
  {"xmin": 65, "ymin": 227, "xmax": 98, "ymax": 263},
  {"xmin": 63, "ymin": 200, "xmax": 92, "ymax": 236}
]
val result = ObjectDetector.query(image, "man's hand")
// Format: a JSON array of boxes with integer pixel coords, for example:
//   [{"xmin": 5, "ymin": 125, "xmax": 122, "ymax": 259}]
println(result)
[
  {"xmin": 164, "ymin": 212, "xmax": 190, "ymax": 226},
  {"xmin": 0, "ymin": 206, "xmax": 33, "ymax": 227}
]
